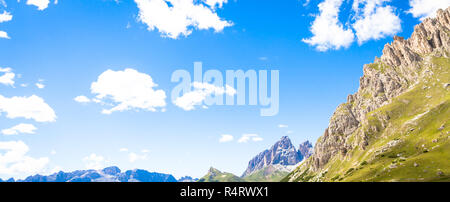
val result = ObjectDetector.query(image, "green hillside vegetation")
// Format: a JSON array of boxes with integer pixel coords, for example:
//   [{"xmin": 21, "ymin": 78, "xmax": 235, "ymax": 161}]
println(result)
[
  {"xmin": 284, "ymin": 56, "xmax": 450, "ymax": 182},
  {"xmin": 198, "ymin": 167, "xmax": 245, "ymax": 182},
  {"xmin": 243, "ymin": 166, "xmax": 290, "ymax": 182}
]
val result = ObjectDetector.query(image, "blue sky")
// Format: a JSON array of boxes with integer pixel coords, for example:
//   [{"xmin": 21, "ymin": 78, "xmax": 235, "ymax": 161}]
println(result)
[{"xmin": 0, "ymin": 0, "xmax": 448, "ymax": 179}]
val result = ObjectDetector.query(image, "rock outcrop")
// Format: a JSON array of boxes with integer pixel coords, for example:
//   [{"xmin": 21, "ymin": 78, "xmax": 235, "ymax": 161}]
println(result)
[
  {"xmin": 298, "ymin": 141, "xmax": 314, "ymax": 159},
  {"xmin": 300, "ymin": 7, "xmax": 450, "ymax": 175},
  {"xmin": 242, "ymin": 136, "xmax": 311, "ymax": 177}
]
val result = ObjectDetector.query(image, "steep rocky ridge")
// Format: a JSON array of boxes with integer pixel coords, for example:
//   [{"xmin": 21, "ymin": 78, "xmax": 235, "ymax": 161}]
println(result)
[
  {"xmin": 241, "ymin": 136, "xmax": 312, "ymax": 181},
  {"xmin": 242, "ymin": 136, "xmax": 301, "ymax": 177},
  {"xmin": 285, "ymin": 7, "xmax": 450, "ymax": 182}
]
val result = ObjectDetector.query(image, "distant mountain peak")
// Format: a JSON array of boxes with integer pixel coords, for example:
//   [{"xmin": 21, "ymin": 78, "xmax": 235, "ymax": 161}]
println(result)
[
  {"xmin": 298, "ymin": 140, "xmax": 314, "ymax": 160},
  {"xmin": 242, "ymin": 136, "xmax": 311, "ymax": 178},
  {"xmin": 102, "ymin": 166, "xmax": 121, "ymax": 175},
  {"xmin": 178, "ymin": 176, "xmax": 199, "ymax": 182},
  {"xmin": 198, "ymin": 167, "xmax": 244, "ymax": 182}
]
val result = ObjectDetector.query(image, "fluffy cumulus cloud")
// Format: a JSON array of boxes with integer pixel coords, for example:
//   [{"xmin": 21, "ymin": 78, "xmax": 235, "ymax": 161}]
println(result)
[
  {"xmin": 0, "ymin": 95, "xmax": 56, "ymax": 122},
  {"xmin": 0, "ymin": 67, "xmax": 15, "ymax": 86},
  {"xmin": 302, "ymin": 0, "xmax": 355, "ymax": 51},
  {"xmin": 0, "ymin": 11, "xmax": 12, "ymax": 23},
  {"xmin": 219, "ymin": 134, "xmax": 234, "ymax": 143},
  {"xmin": 204, "ymin": 0, "xmax": 227, "ymax": 8},
  {"xmin": 134, "ymin": 0, "xmax": 232, "ymax": 39},
  {"xmin": 238, "ymin": 134, "xmax": 263, "ymax": 143},
  {"xmin": 174, "ymin": 82, "xmax": 236, "ymax": 111},
  {"xmin": 352, "ymin": 0, "xmax": 401, "ymax": 44},
  {"xmin": 0, "ymin": 141, "xmax": 50, "ymax": 176},
  {"xmin": 26, "ymin": 0, "xmax": 50, "ymax": 10},
  {"xmin": 74, "ymin": 95, "xmax": 91, "ymax": 103},
  {"xmin": 90, "ymin": 68, "xmax": 166, "ymax": 114},
  {"xmin": 0, "ymin": 31, "xmax": 8, "ymax": 39},
  {"xmin": 83, "ymin": 153, "xmax": 108, "ymax": 170},
  {"xmin": 2, "ymin": 123, "xmax": 37, "ymax": 135},
  {"xmin": 408, "ymin": 0, "xmax": 450, "ymax": 20},
  {"xmin": 0, "ymin": 11, "xmax": 12, "ymax": 39},
  {"xmin": 35, "ymin": 79, "xmax": 45, "ymax": 89},
  {"xmin": 303, "ymin": 0, "xmax": 402, "ymax": 51}
]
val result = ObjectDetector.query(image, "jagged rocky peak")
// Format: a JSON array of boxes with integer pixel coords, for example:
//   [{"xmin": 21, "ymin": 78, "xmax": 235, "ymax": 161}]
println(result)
[
  {"xmin": 242, "ymin": 136, "xmax": 302, "ymax": 177},
  {"xmin": 309, "ymin": 7, "xmax": 450, "ymax": 171},
  {"xmin": 298, "ymin": 140, "xmax": 314, "ymax": 159},
  {"xmin": 381, "ymin": 7, "xmax": 450, "ymax": 67}
]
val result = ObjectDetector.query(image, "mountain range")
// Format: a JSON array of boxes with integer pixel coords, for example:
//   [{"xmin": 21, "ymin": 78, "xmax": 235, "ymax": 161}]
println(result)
[
  {"xmin": 198, "ymin": 136, "xmax": 313, "ymax": 182},
  {"xmin": 0, "ymin": 136, "xmax": 310, "ymax": 182},
  {"xmin": 0, "ymin": 166, "xmax": 177, "ymax": 182}
]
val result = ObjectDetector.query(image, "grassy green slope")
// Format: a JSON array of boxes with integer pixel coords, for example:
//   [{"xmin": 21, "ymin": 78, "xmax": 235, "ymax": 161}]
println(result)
[
  {"xmin": 243, "ymin": 166, "xmax": 290, "ymax": 182},
  {"xmin": 285, "ymin": 57, "xmax": 450, "ymax": 182},
  {"xmin": 198, "ymin": 168, "xmax": 245, "ymax": 182}
]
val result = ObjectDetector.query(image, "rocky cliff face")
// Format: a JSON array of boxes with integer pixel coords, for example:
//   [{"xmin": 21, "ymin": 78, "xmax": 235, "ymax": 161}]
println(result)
[
  {"xmin": 311, "ymin": 7, "xmax": 450, "ymax": 171},
  {"xmin": 298, "ymin": 141, "xmax": 314, "ymax": 159},
  {"xmin": 242, "ymin": 136, "xmax": 310, "ymax": 177},
  {"xmin": 285, "ymin": 7, "xmax": 450, "ymax": 182}
]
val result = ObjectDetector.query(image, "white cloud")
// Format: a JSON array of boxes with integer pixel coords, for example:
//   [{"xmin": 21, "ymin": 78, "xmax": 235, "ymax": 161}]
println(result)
[
  {"xmin": 278, "ymin": 124, "xmax": 288, "ymax": 128},
  {"xmin": 0, "ymin": 10, "xmax": 12, "ymax": 39},
  {"xmin": 174, "ymin": 82, "xmax": 236, "ymax": 111},
  {"xmin": 303, "ymin": 0, "xmax": 312, "ymax": 6},
  {"xmin": 50, "ymin": 149, "xmax": 56, "ymax": 155},
  {"xmin": 219, "ymin": 134, "xmax": 233, "ymax": 143},
  {"xmin": 2, "ymin": 123, "xmax": 37, "ymax": 135},
  {"xmin": 0, "ymin": 67, "xmax": 14, "ymax": 86},
  {"xmin": 0, "ymin": 31, "xmax": 9, "ymax": 39},
  {"xmin": 0, "ymin": 11, "xmax": 12, "ymax": 23},
  {"xmin": 303, "ymin": 0, "xmax": 403, "ymax": 50},
  {"xmin": 74, "ymin": 95, "xmax": 91, "ymax": 103},
  {"xmin": 119, "ymin": 148, "xmax": 148, "ymax": 162},
  {"xmin": 26, "ymin": 0, "xmax": 50, "ymax": 10},
  {"xmin": 134, "ymin": 0, "xmax": 232, "ymax": 39},
  {"xmin": 83, "ymin": 153, "xmax": 107, "ymax": 170},
  {"xmin": 128, "ymin": 152, "xmax": 147, "ymax": 163},
  {"xmin": 238, "ymin": 134, "xmax": 263, "ymax": 143},
  {"xmin": 0, "ymin": 95, "xmax": 56, "ymax": 122},
  {"xmin": 0, "ymin": 141, "xmax": 50, "ymax": 176},
  {"xmin": 408, "ymin": 0, "xmax": 450, "ymax": 20},
  {"xmin": 90, "ymin": 68, "xmax": 166, "ymax": 114},
  {"xmin": 0, "ymin": 95, "xmax": 55, "ymax": 124},
  {"xmin": 302, "ymin": 0, "xmax": 355, "ymax": 51},
  {"xmin": 352, "ymin": 0, "xmax": 401, "ymax": 44},
  {"xmin": 35, "ymin": 83, "xmax": 45, "ymax": 89},
  {"xmin": 204, "ymin": 0, "xmax": 227, "ymax": 9}
]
